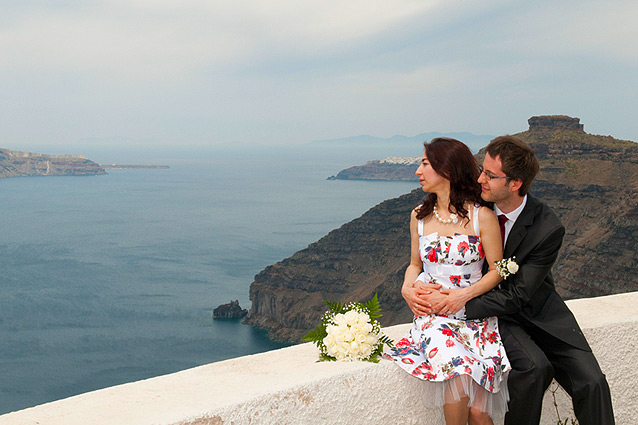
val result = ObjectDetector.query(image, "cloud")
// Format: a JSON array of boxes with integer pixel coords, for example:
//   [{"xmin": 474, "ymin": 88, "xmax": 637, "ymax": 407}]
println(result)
[
  {"xmin": 0, "ymin": 4, "xmax": 244, "ymax": 81},
  {"xmin": 472, "ymin": 0, "xmax": 638, "ymax": 63},
  {"xmin": 0, "ymin": 0, "xmax": 636, "ymax": 148},
  {"xmin": 0, "ymin": 0, "xmax": 444, "ymax": 82}
]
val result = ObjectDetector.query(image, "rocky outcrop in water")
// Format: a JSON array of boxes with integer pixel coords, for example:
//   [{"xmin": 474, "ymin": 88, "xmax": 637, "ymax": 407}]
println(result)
[
  {"xmin": 0, "ymin": 148, "xmax": 105, "ymax": 178},
  {"xmin": 213, "ymin": 300, "xmax": 248, "ymax": 319},
  {"xmin": 245, "ymin": 116, "xmax": 638, "ymax": 343}
]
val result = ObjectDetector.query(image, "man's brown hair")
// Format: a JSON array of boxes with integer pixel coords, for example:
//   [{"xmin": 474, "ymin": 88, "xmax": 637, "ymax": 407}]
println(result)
[{"xmin": 485, "ymin": 135, "xmax": 539, "ymax": 196}]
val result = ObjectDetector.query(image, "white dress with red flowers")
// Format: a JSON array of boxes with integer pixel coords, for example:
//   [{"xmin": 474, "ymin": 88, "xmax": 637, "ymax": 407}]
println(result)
[{"xmin": 384, "ymin": 206, "xmax": 511, "ymax": 419}]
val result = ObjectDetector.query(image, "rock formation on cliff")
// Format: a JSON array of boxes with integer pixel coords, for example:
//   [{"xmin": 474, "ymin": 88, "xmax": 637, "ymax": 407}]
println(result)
[
  {"xmin": 527, "ymin": 115, "xmax": 584, "ymax": 132},
  {"xmin": 245, "ymin": 115, "xmax": 638, "ymax": 343},
  {"xmin": 0, "ymin": 148, "xmax": 105, "ymax": 178}
]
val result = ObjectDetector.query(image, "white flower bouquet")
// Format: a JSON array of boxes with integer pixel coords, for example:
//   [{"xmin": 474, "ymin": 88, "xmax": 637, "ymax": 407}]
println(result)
[
  {"xmin": 495, "ymin": 256, "xmax": 519, "ymax": 279},
  {"xmin": 302, "ymin": 294, "xmax": 393, "ymax": 362}
]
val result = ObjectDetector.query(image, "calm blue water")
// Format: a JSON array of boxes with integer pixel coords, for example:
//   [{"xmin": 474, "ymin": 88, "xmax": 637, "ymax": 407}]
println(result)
[{"xmin": 0, "ymin": 143, "xmax": 419, "ymax": 414}]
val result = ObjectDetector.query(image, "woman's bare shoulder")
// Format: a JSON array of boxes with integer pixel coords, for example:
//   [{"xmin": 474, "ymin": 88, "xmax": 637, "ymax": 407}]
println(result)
[{"xmin": 477, "ymin": 205, "xmax": 498, "ymax": 224}]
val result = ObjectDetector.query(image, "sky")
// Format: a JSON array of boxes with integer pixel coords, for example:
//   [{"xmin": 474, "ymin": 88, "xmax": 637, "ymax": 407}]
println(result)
[{"xmin": 1, "ymin": 0, "xmax": 637, "ymax": 156}]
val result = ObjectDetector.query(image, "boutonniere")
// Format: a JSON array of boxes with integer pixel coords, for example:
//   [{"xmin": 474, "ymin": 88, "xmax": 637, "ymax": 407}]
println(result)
[{"xmin": 496, "ymin": 256, "xmax": 518, "ymax": 279}]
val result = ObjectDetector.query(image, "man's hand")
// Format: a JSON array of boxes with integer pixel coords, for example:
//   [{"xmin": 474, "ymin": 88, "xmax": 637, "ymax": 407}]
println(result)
[
  {"xmin": 402, "ymin": 281, "xmax": 442, "ymax": 316},
  {"xmin": 424, "ymin": 288, "xmax": 448, "ymax": 313},
  {"xmin": 434, "ymin": 288, "xmax": 470, "ymax": 315}
]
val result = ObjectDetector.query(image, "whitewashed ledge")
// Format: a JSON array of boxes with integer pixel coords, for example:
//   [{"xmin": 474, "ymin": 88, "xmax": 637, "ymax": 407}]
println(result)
[{"xmin": 2, "ymin": 292, "xmax": 637, "ymax": 425}]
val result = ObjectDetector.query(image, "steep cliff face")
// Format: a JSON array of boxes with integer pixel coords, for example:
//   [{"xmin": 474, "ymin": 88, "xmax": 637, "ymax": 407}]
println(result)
[
  {"xmin": 246, "ymin": 116, "xmax": 638, "ymax": 343},
  {"xmin": 0, "ymin": 148, "xmax": 105, "ymax": 178}
]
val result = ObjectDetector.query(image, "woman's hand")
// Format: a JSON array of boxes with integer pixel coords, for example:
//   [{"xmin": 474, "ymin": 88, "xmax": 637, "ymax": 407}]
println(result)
[
  {"xmin": 435, "ymin": 288, "xmax": 471, "ymax": 315},
  {"xmin": 402, "ymin": 281, "xmax": 442, "ymax": 316}
]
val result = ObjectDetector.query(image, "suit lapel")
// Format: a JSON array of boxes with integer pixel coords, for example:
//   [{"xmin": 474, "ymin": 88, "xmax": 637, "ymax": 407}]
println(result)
[{"xmin": 504, "ymin": 196, "xmax": 538, "ymax": 257}]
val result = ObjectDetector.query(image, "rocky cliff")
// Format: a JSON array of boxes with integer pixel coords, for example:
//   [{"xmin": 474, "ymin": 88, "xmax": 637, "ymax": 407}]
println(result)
[
  {"xmin": 0, "ymin": 148, "xmax": 105, "ymax": 178},
  {"xmin": 245, "ymin": 115, "xmax": 638, "ymax": 343}
]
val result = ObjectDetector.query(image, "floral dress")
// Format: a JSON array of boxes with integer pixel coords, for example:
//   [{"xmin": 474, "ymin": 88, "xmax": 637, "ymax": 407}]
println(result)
[{"xmin": 384, "ymin": 207, "xmax": 511, "ymax": 418}]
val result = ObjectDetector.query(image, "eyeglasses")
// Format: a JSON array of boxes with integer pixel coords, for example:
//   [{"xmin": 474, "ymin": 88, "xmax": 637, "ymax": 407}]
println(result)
[{"xmin": 478, "ymin": 166, "xmax": 510, "ymax": 181}]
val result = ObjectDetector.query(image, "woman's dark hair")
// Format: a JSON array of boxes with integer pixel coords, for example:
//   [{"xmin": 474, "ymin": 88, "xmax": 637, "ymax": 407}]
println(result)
[{"xmin": 416, "ymin": 137, "xmax": 484, "ymax": 221}]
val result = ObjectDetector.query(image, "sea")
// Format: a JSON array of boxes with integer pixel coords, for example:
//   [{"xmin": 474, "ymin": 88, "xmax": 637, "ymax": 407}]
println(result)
[{"xmin": 0, "ymin": 140, "xmax": 465, "ymax": 415}]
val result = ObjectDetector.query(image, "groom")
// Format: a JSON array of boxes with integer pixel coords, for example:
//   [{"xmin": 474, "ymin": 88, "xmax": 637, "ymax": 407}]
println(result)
[{"xmin": 406, "ymin": 136, "xmax": 614, "ymax": 425}]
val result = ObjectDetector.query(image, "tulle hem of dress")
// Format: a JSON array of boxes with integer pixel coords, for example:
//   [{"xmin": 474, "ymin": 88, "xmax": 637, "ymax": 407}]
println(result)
[{"xmin": 429, "ymin": 373, "xmax": 510, "ymax": 420}]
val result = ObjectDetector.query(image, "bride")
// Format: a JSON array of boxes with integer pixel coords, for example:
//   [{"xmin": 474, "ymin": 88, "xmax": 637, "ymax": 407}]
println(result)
[{"xmin": 384, "ymin": 137, "xmax": 511, "ymax": 425}]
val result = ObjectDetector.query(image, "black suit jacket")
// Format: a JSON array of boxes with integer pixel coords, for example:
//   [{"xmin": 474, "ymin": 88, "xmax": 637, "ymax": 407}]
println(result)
[{"xmin": 465, "ymin": 195, "xmax": 591, "ymax": 351}]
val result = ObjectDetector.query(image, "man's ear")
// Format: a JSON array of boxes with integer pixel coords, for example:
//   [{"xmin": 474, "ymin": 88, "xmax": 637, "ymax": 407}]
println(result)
[{"xmin": 509, "ymin": 179, "xmax": 523, "ymax": 193}]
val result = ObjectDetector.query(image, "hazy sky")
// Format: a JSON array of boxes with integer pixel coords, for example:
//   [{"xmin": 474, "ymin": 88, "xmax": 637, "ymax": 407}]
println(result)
[{"xmin": 1, "ymin": 0, "xmax": 637, "ymax": 154}]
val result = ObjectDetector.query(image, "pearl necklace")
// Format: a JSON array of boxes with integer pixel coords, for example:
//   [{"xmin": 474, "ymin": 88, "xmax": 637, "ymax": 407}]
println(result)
[{"xmin": 433, "ymin": 205, "xmax": 458, "ymax": 224}]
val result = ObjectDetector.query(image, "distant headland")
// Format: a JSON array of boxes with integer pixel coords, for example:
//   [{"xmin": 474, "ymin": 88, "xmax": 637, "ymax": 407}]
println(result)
[
  {"xmin": 0, "ymin": 148, "xmax": 105, "ymax": 178},
  {"xmin": 327, "ymin": 156, "xmax": 420, "ymax": 181},
  {"xmin": 0, "ymin": 148, "xmax": 172, "ymax": 179}
]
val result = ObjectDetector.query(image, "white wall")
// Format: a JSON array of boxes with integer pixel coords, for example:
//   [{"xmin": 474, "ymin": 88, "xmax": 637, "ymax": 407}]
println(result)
[{"xmin": 1, "ymin": 292, "xmax": 636, "ymax": 425}]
